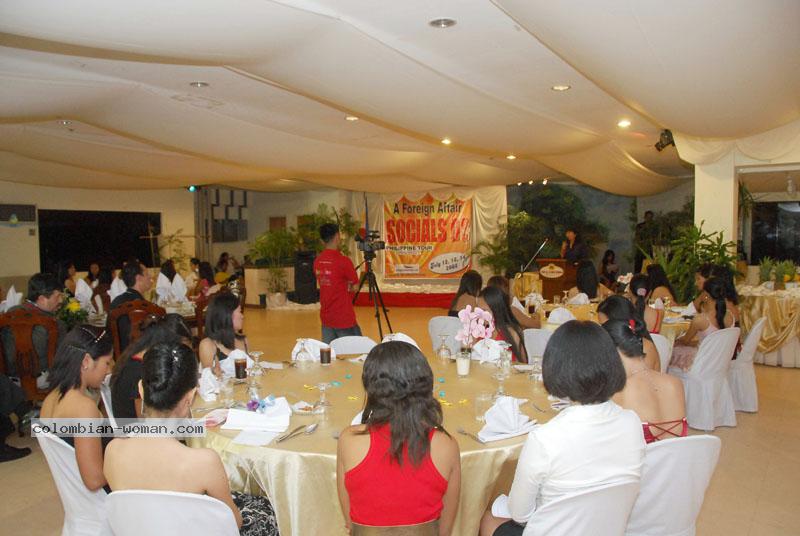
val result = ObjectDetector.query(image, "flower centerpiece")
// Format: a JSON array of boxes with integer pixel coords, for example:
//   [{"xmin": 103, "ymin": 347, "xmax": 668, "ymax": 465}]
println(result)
[
  {"xmin": 455, "ymin": 305, "xmax": 495, "ymax": 356},
  {"xmin": 57, "ymin": 296, "xmax": 88, "ymax": 330},
  {"xmin": 617, "ymin": 272, "xmax": 634, "ymax": 287}
]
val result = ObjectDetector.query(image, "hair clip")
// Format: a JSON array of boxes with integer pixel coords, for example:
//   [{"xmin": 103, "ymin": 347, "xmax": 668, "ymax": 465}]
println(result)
[
  {"xmin": 171, "ymin": 347, "xmax": 180, "ymax": 363},
  {"xmin": 628, "ymin": 319, "xmax": 636, "ymax": 331},
  {"xmin": 636, "ymin": 288, "xmax": 647, "ymax": 297}
]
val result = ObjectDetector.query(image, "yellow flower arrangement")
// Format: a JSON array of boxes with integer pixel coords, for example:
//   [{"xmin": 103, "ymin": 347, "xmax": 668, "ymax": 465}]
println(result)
[{"xmin": 66, "ymin": 299, "xmax": 82, "ymax": 312}]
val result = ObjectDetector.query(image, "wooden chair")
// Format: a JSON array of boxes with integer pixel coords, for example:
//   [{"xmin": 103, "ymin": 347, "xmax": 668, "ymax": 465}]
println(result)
[
  {"xmin": 193, "ymin": 293, "xmax": 210, "ymax": 341},
  {"xmin": 91, "ymin": 285, "xmax": 111, "ymax": 314},
  {"xmin": 108, "ymin": 300, "xmax": 165, "ymax": 357},
  {"xmin": 0, "ymin": 309, "xmax": 59, "ymax": 401}
]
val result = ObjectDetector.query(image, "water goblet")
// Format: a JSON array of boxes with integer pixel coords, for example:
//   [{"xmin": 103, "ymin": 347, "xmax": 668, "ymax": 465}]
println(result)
[
  {"xmin": 562, "ymin": 290, "xmax": 570, "ymax": 304},
  {"xmin": 436, "ymin": 334, "xmax": 452, "ymax": 363},
  {"xmin": 249, "ymin": 350, "xmax": 264, "ymax": 376},
  {"xmin": 219, "ymin": 378, "xmax": 234, "ymax": 409}
]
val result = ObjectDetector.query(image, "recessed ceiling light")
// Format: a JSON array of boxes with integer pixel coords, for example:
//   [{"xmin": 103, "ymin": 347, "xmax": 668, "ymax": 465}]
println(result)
[
  {"xmin": 189, "ymin": 81, "xmax": 209, "ymax": 88},
  {"xmin": 441, "ymin": 137, "xmax": 452, "ymax": 145},
  {"xmin": 429, "ymin": 18, "xmax": 456, "ymax": 28},
  {"xmin": 528, "ymin": 180, "xmax": 534, "ymax": 185},
  {"xmin": 516, "ymin": 182, "xmax": 522, "ymax": 186},
  {"xmin": 506, "ymin": 154, "xmax": 517, "ymax": 160},
  {"xmin": 617, "ymin": 119, "xmax": 632, "ymax": 128},
  {"xmin": 345, "ymin": 115, "xmax": 359, "ymax": 122},
  {"xmin": 59, "ymin": 120, "xmax": 72, "ymax": 126},
  {"xmin": 551, "ymin": 84, "xmax": 571, "ymax": 92},
  {"xmin": 543, "ymin": 178, "xmax": 549, "ymax": 185}
]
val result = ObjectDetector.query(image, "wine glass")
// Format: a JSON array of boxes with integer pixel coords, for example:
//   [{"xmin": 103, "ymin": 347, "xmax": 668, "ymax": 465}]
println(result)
[
  {"xmin": 295, "ymin": 339, "xmax": 313, "ymax": 368},
  {"xmin": 562, "ymin": 290, "xmax": 570, "ymax": 304},
  {"xmin": 553, "ymin": 294, "xmax": 561, "ymax": 306},
  {"xmin": 529, "ymin": 356, "xmax": 543, "ymax": 386},
  {"xmin": 436, "ymin": 334, "xmax": 452, "ymax": 363},
  {"xmin": 492, "ymin": 370, "xmax": 508, "ymax": 398},
  {"xmin": 219, "ymin": 378, "xmax": 234, "ymax": 409},
  {"xmin": 248, "ymin": 350, "xmax": 264, "ymax": 376},
  {"xmin": 314, "ymin": 382, "xmax": 330, "ymax": 414}
]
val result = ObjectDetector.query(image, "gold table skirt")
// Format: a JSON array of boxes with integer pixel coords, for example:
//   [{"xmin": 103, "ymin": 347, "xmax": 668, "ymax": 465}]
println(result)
[
  {"xmin": 190, "ymin": 358, "xmax": 553, "ymax": 536},
  {"xmin": 738, "ymin": 293, "xmax": 800, "ymax": 367}
]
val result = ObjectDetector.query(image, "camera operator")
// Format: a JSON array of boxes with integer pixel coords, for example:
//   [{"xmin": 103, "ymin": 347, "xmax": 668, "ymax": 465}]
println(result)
[{"xmin": 314, "ymin": 223, "xmax": 362, "ymax": 343}]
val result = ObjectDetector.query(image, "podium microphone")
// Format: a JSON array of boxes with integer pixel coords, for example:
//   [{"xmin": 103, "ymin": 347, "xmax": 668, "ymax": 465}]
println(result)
[{"xmin": 521, "ymin": 238, "xmax": 549, "ymax": 273}]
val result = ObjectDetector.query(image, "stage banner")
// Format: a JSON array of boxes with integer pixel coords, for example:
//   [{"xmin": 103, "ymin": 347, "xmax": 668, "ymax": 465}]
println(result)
[{"xmin": 384, "ymin": 193, "xmax": 473, "ymax": 279}]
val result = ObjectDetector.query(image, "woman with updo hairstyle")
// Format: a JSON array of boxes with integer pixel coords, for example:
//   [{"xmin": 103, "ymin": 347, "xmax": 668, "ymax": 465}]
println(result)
[
  {"xmin": 337, "ymin": 341, "xmax": 461, "ymax": 534},
  {"xmin": 40, "ymin": 325, "xmax": 114, "ymax": 492},
  {"xmin": 598, "ymin": 295, "xmax": 660, "ymax": 371},
  {"xmin": 670, "ymin": 277, "xmax": 735, "ymax": 371},
  {"xmin": 603, "ymin": 319, "xmax": 686, "ymax": 443},
  {"xmin": 198, "ymin": 291, "xmax": 247, "ymax": 374},
  {"xmin": 626, "ymin": 274, "xmax": 664, "ymax": 334},
  {"xmin": 103, "ymin": 342, "xmax": 279, "ymax": 535},
  {"xmin": 447, "ymin": 270, "xmax": 482, "ymax": 317}
]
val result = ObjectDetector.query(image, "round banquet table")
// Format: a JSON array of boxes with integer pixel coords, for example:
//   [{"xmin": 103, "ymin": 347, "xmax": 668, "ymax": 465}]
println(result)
[
  {"xmin": 189, "ymin": 357, "xmax": 554, "ymax": 536},
  {"xmin": 738, "ymin": 289, "xmax": 800, "ymax": 367}
]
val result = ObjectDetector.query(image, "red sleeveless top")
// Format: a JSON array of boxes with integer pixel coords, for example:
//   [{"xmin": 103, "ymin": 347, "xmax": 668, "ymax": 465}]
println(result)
[{"xmin": 344, "ymin": 425, "xmax": 448, "ymax": 526}]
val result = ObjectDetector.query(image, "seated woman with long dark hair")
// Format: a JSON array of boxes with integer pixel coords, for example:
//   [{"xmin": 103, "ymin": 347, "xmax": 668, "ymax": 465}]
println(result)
[
  {"xmin": 479, "ymin": 286, "xmax": 528, "ymax": 363},
  {"xmin": 627, "ymin": 274, "xmax": 664, "ymax": 334},
  {"xmin": 194, "ymin": 261, "xmax": 220, "ymax": 299},
  {"xmin": 103, "ymin": 342, "xmax": 278, "ymax": 535},
  {"xmin": 603, "ymin": 319, "xmax": 686, "ymax": 443},
  {"xmin": 480, "ymin": 321, "xmax": 644, "ymax": 536},
  {"xmin": 645, "ymin": 264, "xmax": 676, "ymax": 305},
  {"xmin": 447, "ymin": 270, "xmax": 482, "ymax": 317},
  {"xmin": 486, "ymin": 276, "xmax": 540, "ymax": 329},
  {"xmin": 337, "ymin": 341, "xmax": 461, "ymax": 535},
  {"xmin": 40, "ymin": 325, "xmax": 114, "ymax": 492},
  {"xmin": 198, "ymin": 292, "xmax": 247, "ymax": 374},
  {"xmin": 598, "ymin": 295, "xmax": 660, "ymax": 371},
  {"xmin": 110, "ymin": 313, "xmax": 192, "ymax": 419},
  {"xmin": 599, "ymin": 249, "xmax": 619, "ymax": 289},
  {"xmin": 568, "ymin": 260, "xmax": 612, "ymax": 301}
]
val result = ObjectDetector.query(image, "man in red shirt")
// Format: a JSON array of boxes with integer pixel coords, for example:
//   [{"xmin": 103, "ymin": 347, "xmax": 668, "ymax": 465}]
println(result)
[{"xmin": 314, "ymin": 223, "xmax": 361, "ymax": 343}]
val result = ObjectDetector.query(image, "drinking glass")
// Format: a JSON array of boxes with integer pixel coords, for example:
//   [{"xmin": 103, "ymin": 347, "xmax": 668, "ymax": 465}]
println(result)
[
  {"xmin": 316, "ymin": 382, "xmax": 331, "ymax": 407},
  {"xmin": 295, "ymin": 339, "xmax": 313, "ymax": 368},
  {"xmin": 562, "ymin": 290, "xmax": 570, "ymax": 304},
  {"xmin": 529, "ymin": 356, "xmax": 543, "ymax": 385},
  {"xmin": 492, "ymin": 371, "xmax": 507, "ymax": 398},
  {"xmin": 474, "ymin": 392, "xmax": 494, "ymax": 422},
  {"xmin": 436, "ymin": 334, "xmax": 452, "ymax": 363},
  {"xmin": 220, "ymin": 378, "xmax": 234, "ymax": 408},
  {"xmin": 248, "ymin": 350, "xmax": 264, "ymax": 377},
  {"xmin": 553, "ymin": 295, "xmax": 561, "ymax": 306}
]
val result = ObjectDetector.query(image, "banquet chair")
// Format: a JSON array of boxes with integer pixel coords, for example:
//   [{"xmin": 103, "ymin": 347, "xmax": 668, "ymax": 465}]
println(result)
[
  {"xmin": 668, "ymin": 327, "xmax": 740, "ymax": 431},
  {"xmin": 427, "ymin": 316, "xmax": 462, "ymax": 355},
  {"xmin": 91, "ymin": 286, "xmax": 111, "ymax": 315},
  {"xmin": 37, "ymin": 432, "xmax": 112, "ymax": 536},
  {"xmin": 650, "ymin": 333, "xmax": 672, "ymax": 373},
  {"xmin": 524, "ymin": 481, "xmax": 640, "ymax": 536},
  {"xmin": 99, "ymin": 375, "xmax": 118, "ymax": 429},
  {"xmin": 108, "ymin": 300, "xmax": 166, "ymax": 357},
  {"xmin": 106, "ymin": 490, "xmax": 238, "ymax": 536},
  {"xmin": 728, "ymin": 317, "xmax": 766, "ymax": 412},
  {"xmin": 330, "ymin": 335, "xmax": 377, "ymax": 355},
  {"xmin": 626, "ymin": 435, "xmax": 721, "ymax": 536},
  {"xmin": 193, "ymin": 292, "xmax": 210, "ymax": 341},
  {"xmin": 523, "ymin": 328, "xmax": 552, "ymax": 358},
  {"xmin": 0, "ymin": 308, "xmax": 59, "ymax": 401}
]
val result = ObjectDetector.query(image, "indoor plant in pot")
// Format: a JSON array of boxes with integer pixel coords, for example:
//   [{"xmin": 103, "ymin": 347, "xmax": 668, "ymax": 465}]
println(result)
[{"xmin": 249, "ymin": 228, "xmax": 296, "ymax": 308}]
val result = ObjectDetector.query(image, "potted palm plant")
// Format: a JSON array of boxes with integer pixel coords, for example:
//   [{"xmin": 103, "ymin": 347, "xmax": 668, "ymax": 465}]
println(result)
[{"xmin": 248, "ymin": 228, "xmax": 296, "ymax": 308}]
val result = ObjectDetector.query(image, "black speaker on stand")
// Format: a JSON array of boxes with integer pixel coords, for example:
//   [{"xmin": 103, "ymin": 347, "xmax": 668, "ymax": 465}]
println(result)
[{"xmin": 291, "ymin": 250, "xmax": 318, "ymax": 304}]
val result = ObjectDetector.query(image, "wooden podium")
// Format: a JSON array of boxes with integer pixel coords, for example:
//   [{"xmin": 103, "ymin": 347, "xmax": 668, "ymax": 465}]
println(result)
[{"xmin": 536, "ymin": 258, "xmax": 578, "ymax": 301}]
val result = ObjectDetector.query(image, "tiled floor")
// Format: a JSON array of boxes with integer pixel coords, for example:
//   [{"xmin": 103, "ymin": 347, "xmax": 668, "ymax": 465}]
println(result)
[{"xmin": 1, "ymin": 306, "xmax": 798, "ymax": 535}]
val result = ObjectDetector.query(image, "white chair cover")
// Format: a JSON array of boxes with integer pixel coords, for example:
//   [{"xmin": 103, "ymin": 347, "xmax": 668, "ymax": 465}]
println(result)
[
  {"xmin": 100, "ymin": 375, "xmax": 118, "ymax": 429},
  {"xmin": 523, "ymin": 328, "xmax": 552, "ymax": 358},
  {"xmin": 427, "ymin": 316, "xmax": 462, "ymax": 355},
  {"xmin": 106, "ymin": 490, "xmax": 238, "ymax": 536},
  {"xmin": 626, "ymin": 435, "xmax": 721, "ymax": 536},
  {"xmin": 330, "ymin": 335, "xmax": 377, "ymax": 355},
  {"xmin": 729, "ymin": 317, "xmax": 766, "ymax": 412},
  {"xmin": 381, "ymin": 332, "xmax": 420, "ymax": 348},
  {"xmin": 669, "ymin": 327, "xmax": 740, "ymax": 431},
  {"xmin": 37, "ymin": 432, "xmax": 111, "ymax": 536},
  {"xmin": 523, "ymin": 481, "xmax": 640, "ymax": 536},
  {"xmin": 650, "ymin": 333, "xmax": 672, "ymax": 373}
]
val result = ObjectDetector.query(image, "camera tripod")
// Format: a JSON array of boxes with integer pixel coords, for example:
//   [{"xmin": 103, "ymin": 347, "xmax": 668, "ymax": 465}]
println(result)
[{"xmin": 352, "ymin": 252, "xmax": 392, "ymax": 339}]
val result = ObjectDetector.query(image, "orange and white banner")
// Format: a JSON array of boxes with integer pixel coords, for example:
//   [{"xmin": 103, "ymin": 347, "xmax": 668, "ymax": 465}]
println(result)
[{"xmin": 384, "ymin": 193, "xmax": 472, "ymax": 279}]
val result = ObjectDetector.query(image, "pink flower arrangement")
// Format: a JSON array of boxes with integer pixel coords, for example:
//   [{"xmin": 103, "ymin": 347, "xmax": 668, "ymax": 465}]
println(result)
[{"xmin": 455, "ymin": 305, "xmax": 495, "ymax": 349}]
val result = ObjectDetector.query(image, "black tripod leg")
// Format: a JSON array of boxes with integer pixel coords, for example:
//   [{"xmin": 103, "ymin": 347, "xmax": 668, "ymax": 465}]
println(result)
[
  {"xmin": 370, "ymin": 275, "xmax": 393, "ymax": 334},
  {"xmin": 351, "ymin": 271, "xmax": 370, "ymax": 305},
  {"xmin": 366, "ymin": 272, "xmax": 384, "ymax": 339}
]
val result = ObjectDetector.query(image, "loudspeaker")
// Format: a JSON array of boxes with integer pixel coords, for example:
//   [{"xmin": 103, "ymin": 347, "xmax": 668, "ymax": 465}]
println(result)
[{"xmin": 293, "ymin": 251, "xmax": 318, "ymax": 304}]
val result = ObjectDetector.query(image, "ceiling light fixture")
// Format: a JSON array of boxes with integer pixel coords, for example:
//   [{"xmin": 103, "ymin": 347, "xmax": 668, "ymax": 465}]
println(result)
[
  {"xmin": 59, "ymin": 120, "xmax": 72, "ymax": 126},
  {"xmin": 187, "ymin": 185, "xmax": 198, "ymax": 192},
  {"xmin": 528, "ymin": 180, "xmax": 534, "ymax": 185},
  {"xmin": 441, "ymin": 137, "xmax": 452, "ymax": 145},
  {"xmin": 189, "ymin": 81, "xmax": 209, "ymax": 88},
  {"xmin": 506, "ymin": 154, "xmax": 517, "ymax": 160},
  {"xmin": 345, "ymin": 115, "xmax": 359, "ymax": 122},
  {"xmin": 429, "ymin": 18, "xmax": 456, "ymax": 28},
  {"xmin": 516, "ymin": 182, "xmax": 522, "ymax": 186},
  {"xmin": 617, "ymin": 119, "xmax": 631, "ymax": 128},
  {"xmin": 551, "ymin": 84, "xmax": 571, "ymax": 92},
  {"xmin": 543, "ymin": 178, "xmax": 549, "ymax": 185}
]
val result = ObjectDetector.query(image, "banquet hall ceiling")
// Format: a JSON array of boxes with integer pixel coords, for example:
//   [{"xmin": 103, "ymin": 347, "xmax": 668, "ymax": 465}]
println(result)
[{"xmin": 0, "ymin": 1, "xmax": 796, "ymax": 195}]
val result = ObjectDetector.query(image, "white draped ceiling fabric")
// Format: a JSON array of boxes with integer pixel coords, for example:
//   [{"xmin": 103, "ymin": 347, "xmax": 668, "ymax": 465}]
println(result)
[{"xmin": 2, "ymin": 2, "xmax": 795, "ymax": 196}]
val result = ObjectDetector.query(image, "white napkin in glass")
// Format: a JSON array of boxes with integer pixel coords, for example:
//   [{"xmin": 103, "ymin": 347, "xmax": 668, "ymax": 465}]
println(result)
[
  {"xmin": 198, "ymin": 368, "xmax": 220, "ymax": 402},
  {"xmin": 511, "ymin": 296, "xmax": 526, "ymax": 313},
  {"xmin": 381, "ymin": 332, "xmax": 420, "ymax": 349},
  {"xmin": 108, "ymin": 278, "xmax": 127, "ymax": 301},
  {"xmin": 652, "ymin": 298, "xmax": 665, "ymax": 310},
  {"xmin": 171, "ymin": 273, "xmax": 188, "ymax": 302},
  {"xmin": 0, "ymin": 285, "xmax": 22, "ymax": 313},
  {"xmin": 548, "ymin": 307, "xmax": 576, "ymax": 325},
  {"xmin": 478, "ymin": 396, "xmax": 537, "ymax": 442},
  {"xmin": 291, "ymin": 338, "xmax": 336, "ymax": 361},
  {"xmin": 221, "ymin": 400, "xmax": 291, "ymax": 432},
  {"xmin": 74, "ymin": 278, "xmax": 93, "ymax": 310},
  {"xmin": 682, "ymin": 302, "xmax": 697, "ymax": 316},
  {"xmin": 155, "ymin": 272, "xmax": 172, "ymax": 303},
  {"xmin": 471, "ymin": 338, "xmax": 503, "ymax": 362},
  {"xmin": 566, "ymin": 292, "xmax": 589, "ymax": 305},
  {"xmin": 219, "ymin": 349, "xmax": 254, "ymax": 378}
]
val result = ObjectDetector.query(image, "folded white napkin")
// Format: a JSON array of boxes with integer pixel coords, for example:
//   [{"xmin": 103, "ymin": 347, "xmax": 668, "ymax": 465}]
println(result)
[
  {"xmin": 381, "ymin": 332, "xmax": 420, "ymax": 349},
  {"xmin": 351, "ymin": 410, "xmax": 364, "ymax": 426},
  {"xmin": 348, "ymin": 354, "xmax": 368, "ymax": 364},
  {"xmin": 221, "ymin": 399, "xmax": 291, "ymax": 432},
  {"xmin": 74, "ymin": 278, "xmax": 93, "ymax": 310},
  {"xmin": 219, "ymin": 349, "xmax": 254, "ymax": 378},
  {"xmin": 478, "ymin": 396, "xmax": 537, "ymax": 442},
  {"xmin": 511, "ymin": 296, "xmax": 526, "ymax": 313},
  {"xmin": 171, "ymin": 273, "xmax": 188, "ymax": 302},
  {"xmin": 548, "ymin": 307, "xmax": 576, "ymax": 325},
  {"xmin": 199, "ymin": 368, "xmax": 220, "ymax": 402},
  {"xmin": 652, "ymin": 298, "xmax": 665, "ymax": 310},
  {"xmin": 260, "ymin": 361, "xmax": 284, "ymax": 370},
  {"xmin": 662, "ymin": 316, "xmax": 685, "ymax": 324},
  {"xmin": 108, "ymin": 278, "xmax": 127, "ymax": 302},
  {"xmin": 566, "ymin": 292, "xmax": 589, "ymax": 305},
  {"xmin": 471, "ymin": 338, "xmax": 503, "ymax": 362},
  {"xmin": 232, "ymin": 429, "xmax": 281, "ymax": 446},
  {"xmin": 0, "ymin": 285, "xmax": 22, "ymax": 313},
  {"xmin": 683, "ymin": 302, "xmax": 697, "ymax": 316},
  {"xmin": 155, "ymin": 272, "xmax": 173, "ymax": 303},
  {"xmin": 291, "ymin": 339, "xmax": 336, "ymax": 361}
]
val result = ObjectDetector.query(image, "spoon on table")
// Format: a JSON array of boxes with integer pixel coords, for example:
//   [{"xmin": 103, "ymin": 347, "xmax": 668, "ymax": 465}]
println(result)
[
  {"xmin": 276, "ymin": 423, "xmax": 318, "ymax": 443},
  {"xmin": 457, "ymin": 427, "xmax": 486, "ymax": 444}
]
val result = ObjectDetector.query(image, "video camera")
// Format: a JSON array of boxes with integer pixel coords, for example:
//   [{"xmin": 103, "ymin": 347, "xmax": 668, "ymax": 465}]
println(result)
[{"xmin": 355, "ymin": 229, "xmax": 385, "ymax": 254}]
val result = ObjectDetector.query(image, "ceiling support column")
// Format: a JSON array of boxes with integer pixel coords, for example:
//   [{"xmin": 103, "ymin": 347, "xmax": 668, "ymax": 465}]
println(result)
[{"xmin": 694, "ymin": 151, "xmax": 738, "ymax": 245}]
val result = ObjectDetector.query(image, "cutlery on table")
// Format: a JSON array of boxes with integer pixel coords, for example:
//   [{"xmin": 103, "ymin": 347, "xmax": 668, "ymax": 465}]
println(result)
[
  {"xmin": 457, "ymin": 427, "xmax": 486, "ymax": 444},
  {"xmin": 277, "ymin": 423, "xmax": 319, "ymax": 443},
  {"xmin": 275, "ymin": 425, "xmax": 305, "ymax": 443}
]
